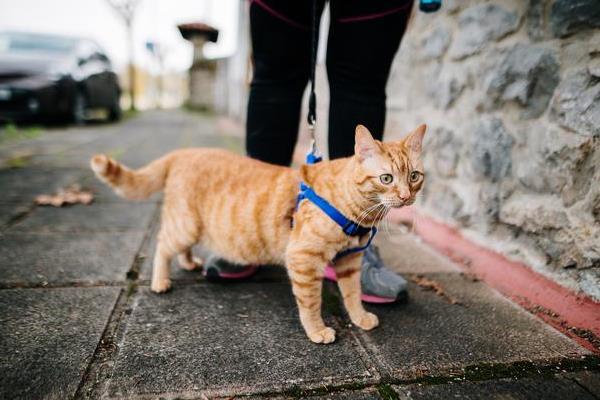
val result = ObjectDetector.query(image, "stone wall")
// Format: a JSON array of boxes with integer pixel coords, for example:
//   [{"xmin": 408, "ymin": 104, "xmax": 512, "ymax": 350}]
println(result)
[{"xmin": 382, "ymin": 0, "xmax": 599, "ymax": 299}]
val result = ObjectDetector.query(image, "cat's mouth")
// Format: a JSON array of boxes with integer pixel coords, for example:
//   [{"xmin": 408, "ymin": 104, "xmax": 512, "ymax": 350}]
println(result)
[{"xmin": 387, "ymin": 199, "xmax": 415, "ymax": 208}]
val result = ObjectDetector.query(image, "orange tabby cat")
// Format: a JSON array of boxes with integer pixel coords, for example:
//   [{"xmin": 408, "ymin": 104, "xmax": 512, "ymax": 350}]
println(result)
[{"xmin": 91, "ymin": 124, "xmax": 426, "ymax": 344}]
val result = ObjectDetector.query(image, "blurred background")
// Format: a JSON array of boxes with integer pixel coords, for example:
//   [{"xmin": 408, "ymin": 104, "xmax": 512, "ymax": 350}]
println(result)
[
  {"xmin": 0, "ymin": 0, "xmax": 598, "ymax": 301},
  {"xmin": 0, "ymin": 0, "xmax": 239, "ymax": 114}
]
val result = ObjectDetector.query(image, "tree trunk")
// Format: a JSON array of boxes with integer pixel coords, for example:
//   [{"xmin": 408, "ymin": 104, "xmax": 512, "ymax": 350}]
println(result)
[{"xmin": 127, "ymin": 22, "xmax": 136, "ymax": 111}]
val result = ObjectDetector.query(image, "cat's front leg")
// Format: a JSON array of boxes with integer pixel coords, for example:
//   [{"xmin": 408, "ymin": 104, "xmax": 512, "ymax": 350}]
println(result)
[
  {"xmin": 334, "ymin": 253, "xmax": 379, "ymax": 331},
  {"xmin": 286, "ymin": 246, "xmax": 335, "ymax": 344}
]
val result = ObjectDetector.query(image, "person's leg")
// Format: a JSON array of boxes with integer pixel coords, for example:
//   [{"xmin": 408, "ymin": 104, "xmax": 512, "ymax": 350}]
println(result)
[
  {"xmin": 246, "ymin": 0, "xmax": 325, "ymax": 166},
  {"xmin": 205, "ymin": 0, "xmax": 325, "ymax": 280},
  {"xmin": 327, "ymin": 0, "xmax": 413, "ymax": 159},
  {"xmin": 325, "ymin": 0, "xmax": 414, "ymax": 302}
]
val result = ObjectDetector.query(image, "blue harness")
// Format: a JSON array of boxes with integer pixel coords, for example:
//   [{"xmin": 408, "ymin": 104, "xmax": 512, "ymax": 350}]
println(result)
[{"xmin": 295, "ymin": 151, "xmax": 377, "ymax": 261}]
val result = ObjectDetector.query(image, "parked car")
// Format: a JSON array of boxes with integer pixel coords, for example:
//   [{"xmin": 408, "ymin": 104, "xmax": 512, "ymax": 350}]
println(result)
[{"xmin": 0, "ymin": 31, "xmax": 121, "ymax": 124}]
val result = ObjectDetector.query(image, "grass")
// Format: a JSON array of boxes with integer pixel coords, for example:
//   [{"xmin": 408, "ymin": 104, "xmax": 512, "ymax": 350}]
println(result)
[
  {"xmin": 4, "ymin": 155, "xmax": 30, "ymax": 168},
  {"xmin": 0, "ymin": 123, "xmax": 43, "ymax": 144},
  {"xmin": 106, "ymin": 148, "xmax": 125, "ymax": 161},
  {"xmin": 182, "ymin": 102, "xmax": 215, "ymax": 116}
]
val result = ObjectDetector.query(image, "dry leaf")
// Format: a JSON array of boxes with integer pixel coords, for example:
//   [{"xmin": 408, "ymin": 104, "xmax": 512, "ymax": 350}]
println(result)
[
  {"xmin": 410, "ymin": 275, "xmax": 463, "ymax": 305},
  {"xmin": 35, "ymin": 184, "xmax": 94, "ymax": 207}
]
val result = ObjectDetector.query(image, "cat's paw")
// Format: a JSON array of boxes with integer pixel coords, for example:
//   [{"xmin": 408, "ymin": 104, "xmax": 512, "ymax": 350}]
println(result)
[
  {"xmin": 179, "ymin": 257, "xmax": 202, "ymax": 271},
  {"xmin": 353, "ymin": 312, "xmax": 379, "ymax": 331},
  {"xmin": 151, "ymin": 278, "xmax": 172, "ymax": 293},
  {"xmin": 308, "ymin": 327, "xmax": 336, "ymax": 344}
]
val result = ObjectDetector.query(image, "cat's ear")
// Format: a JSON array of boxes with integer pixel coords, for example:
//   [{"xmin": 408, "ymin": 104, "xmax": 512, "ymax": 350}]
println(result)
[
  {"xmin": 354, "ymin": 125, "xmax": 379, "ymax": 162},
  {"xmin": 405, "ymin": 124, "xmax": 427, "ymax": 155}
]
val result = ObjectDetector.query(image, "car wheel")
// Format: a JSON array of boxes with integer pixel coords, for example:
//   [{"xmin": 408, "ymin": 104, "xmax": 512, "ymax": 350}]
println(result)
[
  {"xmin": 72, "ymin": 92, "xmax": 87, "ymax": 125},
  {"xmin": 108, "ymin": 92, "xmax": 122, "ymax": 122}
]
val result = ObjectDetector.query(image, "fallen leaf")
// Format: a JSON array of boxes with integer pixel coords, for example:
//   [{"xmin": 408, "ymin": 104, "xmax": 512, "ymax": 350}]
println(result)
[
  {"xmin": 409, "ymin": 275, "xmax": 463, "ymax": 306},
  {"xmin": 35, "ymin": 184, "xmax": 94, "ymax": 207}
]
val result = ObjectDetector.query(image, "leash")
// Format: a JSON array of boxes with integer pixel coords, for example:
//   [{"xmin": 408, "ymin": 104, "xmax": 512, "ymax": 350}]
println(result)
[
  {"xmin": 306, "ymin": 0, "xmax": 321, "ymax": 163},
  {"xmin": 295, "ymin": 0, "xmax": 376, "ymax": 261}
]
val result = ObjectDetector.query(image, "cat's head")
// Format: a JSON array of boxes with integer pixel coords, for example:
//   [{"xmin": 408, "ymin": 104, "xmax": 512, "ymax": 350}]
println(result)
[{"xmin": 353, "ymin": 124, "xmax": 426, "ymax": 208}]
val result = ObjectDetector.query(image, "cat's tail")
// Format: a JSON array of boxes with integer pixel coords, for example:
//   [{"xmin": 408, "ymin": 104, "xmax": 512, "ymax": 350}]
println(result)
[{"xmin": 90, "ymin": 153, "xmax": 173, "ymax": 200}]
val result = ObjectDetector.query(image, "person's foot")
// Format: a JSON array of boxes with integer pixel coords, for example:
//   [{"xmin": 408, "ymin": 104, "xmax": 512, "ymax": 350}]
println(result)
[
  {"xmin": 324, "ymin": 245, "xmax": 408, "ymax": 304},
  {"xmin": 202, "ymin": 255, "xmax": 259, "ymax": 281}
]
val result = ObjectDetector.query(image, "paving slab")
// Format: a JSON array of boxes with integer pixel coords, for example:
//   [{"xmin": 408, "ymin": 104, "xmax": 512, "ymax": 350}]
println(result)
[
  {"xmin": 0, "ymin": 203, "xmax": 31, "ymax": 227},
  {"xmin": 565, "ymin": 370, "xmax": 600, "ymax": 397},
  {"xmin": 0, "ymin": 287, "xmax": 120, "ymax": 400},
  {"xmin": 393, "ymin": 376, "xmax": 596, "ymax": 400},
  {"xmin": 306, "ymin": 388, "xmax": 382, "ymax": 399},
  {"xmin": 0, "ymin": 167, "xmax": 82, "ymax": 203},
  {"xmin": 251, "ymin": 388, "xmax": 382, "ymax": 400},
  {"xmin": 357, "ymin": 273, "xmax": 588, "ymax": 380},
  {"xmin": 0, "ymin": 232, "xmax": 145, "ymax": 285},
  {"xmin": 11, "ymin": 202, "xmax": 157, "ymax": 233},
  {"xmin": 106, "ymin": 283, "xmax": 373, "ymax": 398},
  {"xmin": 375, "ymin": 232, "xmax": 458, "ymax": 274}
]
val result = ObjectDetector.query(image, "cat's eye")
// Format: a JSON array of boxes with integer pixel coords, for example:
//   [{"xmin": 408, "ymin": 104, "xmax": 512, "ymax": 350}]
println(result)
[
  {"xmin": 409, "ymin": 171, "xmax": 421, "ymax": 183},
  {"xmin": 380, "ymin": 174, "xmax": 393, "ymax": 184}
]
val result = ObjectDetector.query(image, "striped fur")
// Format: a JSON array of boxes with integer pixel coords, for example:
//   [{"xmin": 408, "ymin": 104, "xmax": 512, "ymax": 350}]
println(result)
[{"xmin": 90, "ymin": 124, "xmax": 426, "ymax": 343}]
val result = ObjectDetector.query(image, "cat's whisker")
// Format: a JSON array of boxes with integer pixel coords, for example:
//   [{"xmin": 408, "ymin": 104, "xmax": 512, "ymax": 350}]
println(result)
[
  {"xmin": 370, "ymin": 205, "xmax": 388, "ymax": 230},
  {"xmin": 355, "ymin": 205, "xmax": 380, "ymax": 225},
  {"xmin": 356, "ymin": 203, "xmax": 384, "ymax": 227}
]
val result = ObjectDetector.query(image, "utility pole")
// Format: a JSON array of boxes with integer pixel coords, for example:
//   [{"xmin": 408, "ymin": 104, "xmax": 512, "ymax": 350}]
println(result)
[{"xmin": 106, "ymin": 0, "xmax": 141, "ymax": 111}]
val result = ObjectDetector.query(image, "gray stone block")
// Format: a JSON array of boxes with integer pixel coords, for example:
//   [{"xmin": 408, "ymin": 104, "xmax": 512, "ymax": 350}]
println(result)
[
  {"xmin": 359, "ymin": 273, "xmax": 588, "ymax": 380},
  {"xmin": 483, "ymin": 44, "xmax": 560, "ymax": 118},
  {"xmin": 394, "ymin": 376, "xmax": 596, "ymax": 400},
  {"xmin": 0, "ymin": 287, "xmax": 120, "ymax": 400},
  {"xmin": 551, "ymin": 70, "xmax": 600, "ymax": 137},
  {"xmin": 526, "ymin": 0, "xmax": 547, "ymax": 40},
  {"xmin": 106, "ymin": 284, "xmax": 373, "ymax": 398},
  {"xmin": 550, "ymin": 0, "xmax": 600, "ymax": 38},
  {"xmin": 424, "ymin": 127, "xmax": 462, "ymax": 177},
  {"xmin": 469, "ymin": 118, "xmax": 513, "ymax": 182},
  {"xmin": 423, "ymin": 184, "xmax": 467, "ymax": 224},
  {"xmin": 499, "ymin": 195, "xmax": 569, "ymax": 233},
  {"xmin": 11, "ymin": 202, "xmax": 157, "ymax": 233},
  {"xmin": 426, "ymin": 71, "xmax": 466, "ymax": 111},
  {"xmin": 0, "ymin": 232, "xmax": 145, "ymax": 285},
  {"xmin": 513, "ymin": 127, "xmax": 593, "ymax": 197},
  {"xmin": 450, "ymin": 4, "xmax": 519, "ymax": 59},
  {"xmin": 420, "ymin": 27, "xmax": 451, "ymax": 60}
]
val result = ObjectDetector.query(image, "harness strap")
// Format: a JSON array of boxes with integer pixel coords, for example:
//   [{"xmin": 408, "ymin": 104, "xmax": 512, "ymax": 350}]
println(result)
[
  {"xmin": 297, "ymin": 183, "xmax": 373, "ymax": 237},
  {"xmin": 296, "ymin": 182, "xmax": 378, "ymax": 260},
  {"xmin": 333, "ymin": 228, "xmax": 377, "ymax": 261}
]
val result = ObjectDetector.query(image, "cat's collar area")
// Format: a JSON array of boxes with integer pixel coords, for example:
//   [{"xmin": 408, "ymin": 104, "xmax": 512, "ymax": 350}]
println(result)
[{"xmin": 295, "ymin": 182, "xmax": 377, "ymax": 261}]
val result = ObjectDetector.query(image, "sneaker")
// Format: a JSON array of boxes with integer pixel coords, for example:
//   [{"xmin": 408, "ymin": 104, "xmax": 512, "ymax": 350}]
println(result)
[
  {"xmin": 202, "ymin": 255, "xmax": 259, "ymax": 282},
  {"xmin": 324, "ymin": 245, "xmax": 408, "ymax": 304}
]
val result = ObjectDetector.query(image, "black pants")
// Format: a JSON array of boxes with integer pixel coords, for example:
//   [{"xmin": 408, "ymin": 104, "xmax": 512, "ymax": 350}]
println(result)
[{"xmin": 246, "ymin": 0, "xmax": 413, "ymax": 165}]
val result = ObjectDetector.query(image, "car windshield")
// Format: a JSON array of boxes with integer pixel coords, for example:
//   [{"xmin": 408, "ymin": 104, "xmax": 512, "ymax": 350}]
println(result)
[{"xmin": 0, "ymin": 32, "xmax": 77, "ymax": 55}]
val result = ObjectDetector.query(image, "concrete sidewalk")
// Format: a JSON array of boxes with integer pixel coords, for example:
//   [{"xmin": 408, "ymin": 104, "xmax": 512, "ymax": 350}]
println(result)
[{"xmin": 0, "ymin": 110, "xmax": 598, "ymax": 400}]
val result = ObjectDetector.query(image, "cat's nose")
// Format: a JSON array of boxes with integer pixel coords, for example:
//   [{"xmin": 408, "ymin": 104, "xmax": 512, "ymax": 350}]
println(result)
[{"xmin": 398, "ymin": 190, "xmax": 411, "ymax": 201}]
